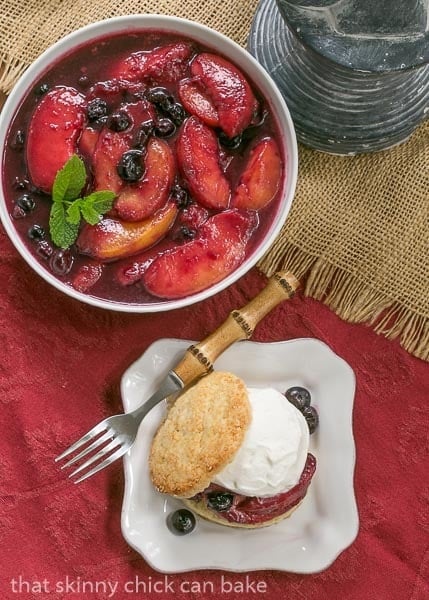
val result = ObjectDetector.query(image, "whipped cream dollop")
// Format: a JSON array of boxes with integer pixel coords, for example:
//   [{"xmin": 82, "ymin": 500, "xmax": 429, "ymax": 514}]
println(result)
[{"xmin": 213, "ymin": 387, "xmax": 309, "ymax": 497}]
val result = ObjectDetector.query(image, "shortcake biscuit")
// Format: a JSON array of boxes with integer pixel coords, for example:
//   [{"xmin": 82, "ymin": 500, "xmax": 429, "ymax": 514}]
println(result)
[{"xmin": 149, "ymin": 371, "xmax": 251, "ymax": 498}]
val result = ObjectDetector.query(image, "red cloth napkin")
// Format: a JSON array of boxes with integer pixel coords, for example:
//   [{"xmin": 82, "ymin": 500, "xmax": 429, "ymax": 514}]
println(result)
[{"xmin": 0, "ymin": 228, "xmax": 428, "ymax": 600}]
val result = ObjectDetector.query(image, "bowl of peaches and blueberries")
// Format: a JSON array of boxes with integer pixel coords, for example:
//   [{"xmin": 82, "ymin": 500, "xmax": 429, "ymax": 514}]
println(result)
[{"xmin": 0, "ymin": 16, "xmax": 297, "ymax": 311}]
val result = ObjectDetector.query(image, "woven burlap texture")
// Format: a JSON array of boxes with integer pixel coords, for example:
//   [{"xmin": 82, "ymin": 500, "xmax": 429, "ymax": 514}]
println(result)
[{"xmin": 0, "ymin": 0, "xmax": 428, "ymax": 360}]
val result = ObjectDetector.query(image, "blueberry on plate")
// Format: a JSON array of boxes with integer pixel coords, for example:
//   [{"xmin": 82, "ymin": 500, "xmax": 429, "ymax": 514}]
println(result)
[
  {"xmin": 284, "ymin": 386, "xmax": 311, "ymax": 411},
  {"xmin": 301, "ymin": 405, "xmax": 319, "ymax": 434},
  {"xmin": 167, "ymin": 509, "xmax": 196, "ymax": 535},
  {"xmin": 207, "ymin": 492, "xmax": 234, "ymax": 512}
]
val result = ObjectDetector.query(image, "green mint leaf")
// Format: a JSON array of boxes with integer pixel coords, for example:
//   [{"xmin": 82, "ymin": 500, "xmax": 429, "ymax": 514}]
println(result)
[
  {"xmin": 49, "ymin": 156, "xmax": 115, "ymax": 248},
  {"xmin": 78, "ymin": 191, "xmax": 116, "ymax": 226},
  {"xmin": 66, "ymin": 200, "xmax": 83, "ymax": 225},
  {"xmin": 49, "ymin": 202, "xmax": 79, "ymax": 249},
  {"xmin": 84, "ymin": 191, "xmax": 116, "ymax": 214},
  {"xmin": 52, "ymin": 155, "xmax": 87, "ymax": 203},
  {"xmin": 80, "ymin": 203, "xmax": 102, "ymax": 226}
]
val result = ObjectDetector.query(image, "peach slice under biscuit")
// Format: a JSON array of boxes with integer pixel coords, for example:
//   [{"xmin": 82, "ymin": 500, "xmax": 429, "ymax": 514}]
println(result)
[{"xmin": 76, "ymin": 201, "xmax": 178, "ymax": 261}]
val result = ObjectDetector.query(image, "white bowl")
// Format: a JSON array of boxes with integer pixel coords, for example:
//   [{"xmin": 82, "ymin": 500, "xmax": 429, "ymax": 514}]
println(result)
[{"xmin": 0, "ymin": 14, "xmax": 298, "ymax": 312}]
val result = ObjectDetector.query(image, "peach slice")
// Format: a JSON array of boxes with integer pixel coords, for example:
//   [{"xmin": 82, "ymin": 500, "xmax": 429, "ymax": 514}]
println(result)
[
  {"xmin": 178, "ymin": 79, "xmax": 219, "ymax": 128},
  {"xmin": 142, "ymin": 209, "xmax": 258, "ymax": 299},
  {"xmin": 93, "ymin": 128, "xmax": 130, "ymax": 194},
  {"xmin": 177, "ymin": 117, "xmax": 230, "ymax": 210},
  {"xmin": 232, "ymin": 138, "xmax": 282, "ymax": 211},
  {"xmin": 115, "ymin": 138, "xmax": 175, "ymax": 222},
  {"xmin": 189, "ymin": 53, "xmax": 258, "ymax": 137},
  {"xmin": 110, "ymin": 42, "xmax": 193, "ymax": 82},
  {"xmin": 121, "ymin": 99, "xmax": 156, "ymax": 130},
  {"xmin": 76, "ymin": 201, "xmax": 178, "ymax": 261},
  {"xmin": 87, "ymin": 79, "xmax": 147, "ymax": 107},
  {"xmin": 26, "ymin": 87, "xmax": 86, "ymax": 193},
  {"xmin": 78, "ymin": 127, "xmax": 99, "ymax": 159},
  {"xmin": 72, "ymin": 262, "xmax": 103, "ymax": 293}
]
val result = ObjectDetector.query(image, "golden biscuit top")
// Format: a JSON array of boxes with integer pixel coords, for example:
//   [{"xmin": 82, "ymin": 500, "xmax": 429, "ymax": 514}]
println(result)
[{"xmin": 149, "ymin": 371, "xmax": 251, "ymax": 498}]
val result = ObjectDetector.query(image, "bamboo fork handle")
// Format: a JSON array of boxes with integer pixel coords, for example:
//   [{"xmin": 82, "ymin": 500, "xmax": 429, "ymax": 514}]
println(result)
[{"xmin": 173, "ymin": 271, "xmax": 300, "ymax": 385}]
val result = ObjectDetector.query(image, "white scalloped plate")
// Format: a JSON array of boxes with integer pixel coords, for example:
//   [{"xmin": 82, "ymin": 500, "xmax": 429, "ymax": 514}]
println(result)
[{"xmin": 120, "ymin": 338, "xmax": 358, "ymax": 573}]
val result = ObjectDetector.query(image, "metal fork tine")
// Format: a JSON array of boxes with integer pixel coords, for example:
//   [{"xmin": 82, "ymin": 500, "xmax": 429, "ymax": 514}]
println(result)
[
  {"xmin": 60, "ymin": 430, "xmax": 114, "ymax": 470},
  {"xmin": 73, "ymin": 446, "xmax": 128, "ymax": 484},
  {"xmin": 55, "ymin": 422, "xmax": 107, "ymax": 462},
  {"xmin": 68, "ymin": 437, "xmax": 121, "ymax": 479}
]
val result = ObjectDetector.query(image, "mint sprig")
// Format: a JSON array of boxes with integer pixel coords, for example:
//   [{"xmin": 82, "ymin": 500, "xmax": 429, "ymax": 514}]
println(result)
[{"xmin": 49, "ymin": 155, "xmax": 116, "ymax": 249}]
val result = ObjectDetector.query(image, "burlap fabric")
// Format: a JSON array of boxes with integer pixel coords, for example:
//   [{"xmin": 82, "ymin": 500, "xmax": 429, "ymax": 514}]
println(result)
[{"xmin": 0, "ymin": 0, "xmax": 428, "ymax": 360}]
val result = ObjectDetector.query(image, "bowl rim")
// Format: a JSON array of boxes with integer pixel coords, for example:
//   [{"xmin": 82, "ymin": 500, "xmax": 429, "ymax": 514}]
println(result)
[{"xmin": 0, "ymin": 14, "xmax": 298, "ymax": 312}]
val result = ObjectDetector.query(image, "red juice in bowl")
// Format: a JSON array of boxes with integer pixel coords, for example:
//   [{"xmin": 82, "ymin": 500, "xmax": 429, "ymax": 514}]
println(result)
[{"xmin": 2, "ymin": 30, "xmax": 286, "ymax": 305}]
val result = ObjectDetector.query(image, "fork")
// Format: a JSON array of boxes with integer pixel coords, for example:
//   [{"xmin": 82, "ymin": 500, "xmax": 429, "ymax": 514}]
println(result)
[{"xmin": 55, "ymin": 270, "xmax": 299, "ymax": 482}]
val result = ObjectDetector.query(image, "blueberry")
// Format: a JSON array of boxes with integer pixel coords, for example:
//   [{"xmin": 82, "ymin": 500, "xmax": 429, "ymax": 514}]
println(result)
[
  {"xmin": 36, "ymin": 240, "xmax": 54, "ymax": 259},
  {"xmin": 140, "ymin": 119, "xmax": 155, "ymax": 135},
  {"xmin": 87, "ymin": 98, "xmax": 108, "ymax": 122},
  {"xmin": 49, "ymin": 249, "xmax": 74, "ymax": 276},
  {"xmin": 78, "ymin": 74, "xmax": 90, "ymax": 88},
  {"xmin": 284, "ymin": 386, "xmax": 311, "ymax": 411},
  {"xmin": 167, "ymin": 509, "xmax": 196, "ymax": 535},
  {"xmin": 108, "ymin": 111, "xmax": 131, "ymax": 132},
  {"xmin": 171, "ymin": 185, "xmax": 191, "ymax": 208},
  {"xmin": 207, "ymin": 492, "xmax": 234, "ymax": 512},
  {"xmin": 167, "ymin": 103, "xmax": 186, "ymax": 126},
  {"xmin": 154, "ymin": 118, "xmax": 176, "ymax": 138},
  {"xmin": 146, "ymin": 87, "xmax": 174, "ymax": 108},
  {"xmin": 301, "ymin": 405, "xmax": 319, "ymax": 434},
  {"xmin": 17, "ymin": 194, "xmax": 35, "ymax": 213},
  {"xmin": 35, "ymin": 83, "xmax": 50, "ymax": 96},
  {"xmin": 12, "ymin": 205, "xmax": 26, "ymax": 220},
  {"xmin": 175, "ymin": 225, "xmax": 197, "ymax": 242},
  {"xmin": 117, "ymin": 150, "xmax": 144, "ymax": 182},
  {"xmin": 219, "ymin": 131, "xmax": 242, "ymax": 149},
  {"xmin": 27, "ymin": 224, "xmax": 45, "ymax": 241},
  {"xmin": 13, "ymin": 177, "xmax": 29, "ymax": 190},
  {"xmin": 10, "ymin": 130, "xmax": 25, "ymax": 150}
]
